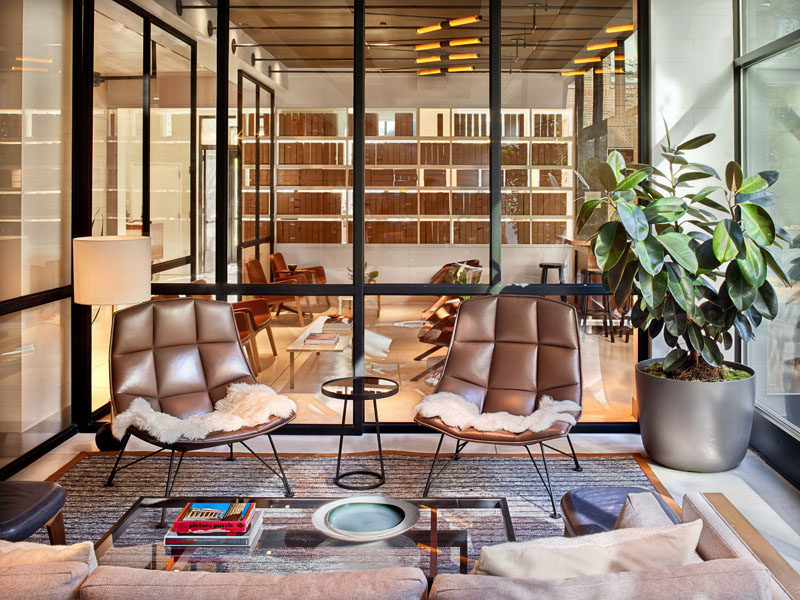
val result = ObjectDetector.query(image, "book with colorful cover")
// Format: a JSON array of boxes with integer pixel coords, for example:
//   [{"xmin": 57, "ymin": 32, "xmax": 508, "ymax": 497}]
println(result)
[
  {"xmin": 164, "ymin": 512, "xmax": 264, "ymax": 549},
  {"xmin": 172, "ymin": 502, "xmax": 256, "ymax": 534},
  {"xmin": 304, "ymin": 332, "xmax": 339, "ymax": 345}
]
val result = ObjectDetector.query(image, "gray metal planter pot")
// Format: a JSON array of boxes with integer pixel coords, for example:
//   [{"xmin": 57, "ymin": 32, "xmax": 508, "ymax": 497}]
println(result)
[{"xmin": 635, "ymin": 358, "xmax": 755, "ymax": 472}]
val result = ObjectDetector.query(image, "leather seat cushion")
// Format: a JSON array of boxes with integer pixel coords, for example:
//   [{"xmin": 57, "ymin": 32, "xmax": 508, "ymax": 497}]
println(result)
[
  {"xmin": 0, "ymin": 482, "xmax": 65, "ymax": 541},
  {"xmin": 560, "ymin": 486, "xmax": 680, "ymax": 537}
]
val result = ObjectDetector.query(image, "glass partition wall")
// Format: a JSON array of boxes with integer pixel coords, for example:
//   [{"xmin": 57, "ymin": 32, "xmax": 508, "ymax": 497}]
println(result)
[{"xmin": 1, "ymin": 0, "xmax": 646, "ymax": 469}]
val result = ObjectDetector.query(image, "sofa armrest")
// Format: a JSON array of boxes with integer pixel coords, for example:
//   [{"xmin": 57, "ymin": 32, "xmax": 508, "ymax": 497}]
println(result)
[
  {"xmin": 1, "ymin": 561, "xmax": 88, "ymax": 600},
  {"xmin": 682, "ymin": 492, "xmax": 799, "ymax": 599}
]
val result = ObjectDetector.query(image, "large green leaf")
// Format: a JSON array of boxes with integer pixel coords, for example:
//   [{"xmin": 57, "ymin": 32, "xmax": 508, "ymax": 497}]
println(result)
[
  {"xmin": 740, "ymin": 202, "xmax": 776, "ymax": 246},
  {"xmin": 597, "ymin": 162, "xmax": 618, "ymax": 193},
  {"xmin": 638, "ymin": 267, "xmax": 668, "ymax": 308},
  {"xmin": 736, "ymin": 236, "xmax": 767, "ymax": 288},
  {"xmin": 676, "ymin": 171, "xmax": 713, "ymax": 185},
  {"xmin": 761, "ymin": 246, "xmax": 793, "ymax": 287},
  {"xmin": 663, "ymin": 296, "xmax": 688, "ymax": 337},
  {"xmin": 712, "ymin": 219, "xmax": 744, "ymax": 263},
  {"xmin": 700, "ymin": 300, "xmax": 725, "ymax": 327},
  {"xmin": 663, "ymin": 348, "xmax": 689, "ymax": 372},
  {"xmin": 607, "ymin": 150, "xmax": 626, "ymax": 181},
  {"xmin": 616, "ymin": 200, "xmax": 649, "ymax": 241},
  {"xmin": 725, "ymin": 161, "xmax": 743, "ymax": 191},
  {"xmin": 726, "ymin": 261, "xmax": 757, "ymax": 311},
  {"xmin": 635, "ymin": 236, "xmax": 665, "ymax": 275},
  {"xmin": 666, "ymin": 267, "xmax": 695, "ymax": 313},
  {"xmin": 734, "ymin": 313, "xmax": 754, "ymax": 341},
  {"xmin": 752, "ymin": 280, "xmax": 778, "ymax": 320},
  {"xmin": 657, "ymin": 231, "xmax": 699, "ymax": 273},
  {"xmin": 576, "ymin": 199, "xmax": 601, "ymax": 234},
  {"xmin": 614, "ymin": 259, "xmax": 638, "ymax": 308},
  {"xmin": 701, "ymin": 337, "xmax": 724, "ymax": 367},
  {"xmin": 736, "ymin": 189, "xmax": 777, "ymax": 208},
  {"xmin": 696, "ymin": 239, "xmax": 721, "ymax": 272},
  {"xmin": 687, "ymin": 323, "xmax": 704, "ymax": 352},
  {"xmin": 616, "ymin": 168, "xmax": 652, "ymax": 192},
  {"xmin": 676, "ymin": 133, "xmax": 716, "ymax": 150},
  {"xmin": 594, "ymin": 222, "xmax": 628, "ymax": 271},
  {"xmin": 737, "ymin": 173, "xmax": 769, "ymax": 195},
  {"xmin": 642, "ymin": 197, "xmax": 687, "ymax": 223}
]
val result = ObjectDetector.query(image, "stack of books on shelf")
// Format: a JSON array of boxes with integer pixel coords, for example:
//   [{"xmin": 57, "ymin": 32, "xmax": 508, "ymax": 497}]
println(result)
[
  {"xmin": 304, "ymin": 332, "xmax": 340, "ymax": 346},
  {"xmin": 322, "ymin": 315, "xmax": 352, "ymax": 333},
  {"xmin": 163, "ymin": 502, "xmax": 263, "ymax": 554}
]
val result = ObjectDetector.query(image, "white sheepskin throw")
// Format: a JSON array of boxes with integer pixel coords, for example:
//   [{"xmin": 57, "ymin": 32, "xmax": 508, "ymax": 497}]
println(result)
[
  {"xmin": 413, "ymin": 392, "xmax": 580, "ymax": 433},
  {"xmin": 111, "ymin": 383, "xmax": 296, "ymax": 444}
]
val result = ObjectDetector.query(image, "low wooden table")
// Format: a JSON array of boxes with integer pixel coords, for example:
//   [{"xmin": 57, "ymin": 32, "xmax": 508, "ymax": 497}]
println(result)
[{"xmin": 286, "ymin": 315, "xmax": 350, "ymax": 389}]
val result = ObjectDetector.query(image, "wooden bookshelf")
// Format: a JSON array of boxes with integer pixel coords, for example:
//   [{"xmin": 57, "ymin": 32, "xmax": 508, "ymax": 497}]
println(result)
[{"xmin": 239, "ymin": 108, "xmax": 575, "ymax": 246}]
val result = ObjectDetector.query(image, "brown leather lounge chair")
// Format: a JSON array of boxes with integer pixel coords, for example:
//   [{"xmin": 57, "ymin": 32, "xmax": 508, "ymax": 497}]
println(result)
[
  {"xmin": 105, "ymin": 298, "xmax": 295, "ymax": 498},
  {"xmin": 270, "ymin": 252, "xmax": 330, "ymax": 309},
  {"xmin": 415, "ymin": 295, "xmax": 582, "ymax": 518}
]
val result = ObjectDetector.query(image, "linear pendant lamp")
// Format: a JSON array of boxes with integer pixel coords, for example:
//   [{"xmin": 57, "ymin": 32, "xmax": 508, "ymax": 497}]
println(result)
[
  {"xmin": 574, "ymin": 56, "xmax": 602, "ymax": 64},
  {"xmin": 417, "ymin": 15, "xmax": 482, "ymax": 35},
  {"xmin": 418, "ymin": 68, "xmax": 443, "ymax": 76},
  {"xmin": 606, "ymin": 23, "xmax": 634, "ymax": 33},
  {"xmin": 587, "ymin": 41, "xmax": 618, "ymax": 51},
  {"xmin": 414, "ymin": 37, "xmax": 482, "ymax": 51},
  {"xmin": 561, "ymin": 70, "xmax": 586, "ymax": 76},
  {"xmin": 415, "ymin": 55, "xmax": 442, "ymax": 64}
]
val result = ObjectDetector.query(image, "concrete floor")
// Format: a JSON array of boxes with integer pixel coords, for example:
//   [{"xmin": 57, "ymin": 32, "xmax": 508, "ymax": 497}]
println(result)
[{"xmin": 9, "ymin": 430, "xmax": 800, "ymax": 574}]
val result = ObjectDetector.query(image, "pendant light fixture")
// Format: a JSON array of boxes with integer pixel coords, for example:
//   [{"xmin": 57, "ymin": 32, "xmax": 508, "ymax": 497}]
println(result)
[{"xmin": 416, "ymin": 15, "xmax": 482, "ymax": 35}]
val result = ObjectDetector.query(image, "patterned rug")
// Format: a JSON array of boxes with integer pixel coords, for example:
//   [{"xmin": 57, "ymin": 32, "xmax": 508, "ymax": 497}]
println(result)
[{"xmin": 39, "ymin": 451, "xmax": 668, "ymax": 547}]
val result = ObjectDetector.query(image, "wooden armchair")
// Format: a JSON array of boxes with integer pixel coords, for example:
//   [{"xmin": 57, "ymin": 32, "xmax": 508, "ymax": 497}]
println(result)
[
  {"xmin": 245, "ymin": 259, "xmax": 313, "ymax": 326},
  {"xmin": 416, "ymin": 295, "xmax": 583, "ymax": 518}
]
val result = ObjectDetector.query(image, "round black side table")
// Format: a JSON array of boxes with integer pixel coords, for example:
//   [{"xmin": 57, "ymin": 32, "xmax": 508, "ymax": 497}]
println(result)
[{"xmin": 321, "ymin": 376, "xmax": 399, "ymax": 490}]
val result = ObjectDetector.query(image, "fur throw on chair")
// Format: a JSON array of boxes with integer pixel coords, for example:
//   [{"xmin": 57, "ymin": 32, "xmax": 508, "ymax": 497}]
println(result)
[
  {"xmin": 413, "ymin": 392, "xmax": 580, "ymax": 433},
  {"xmin": 111, "ymin": 383, "xmax": 297, "ymax": 444}
]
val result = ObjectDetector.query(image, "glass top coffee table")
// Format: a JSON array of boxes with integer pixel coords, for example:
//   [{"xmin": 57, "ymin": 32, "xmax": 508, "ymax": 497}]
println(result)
[{"xmin": 95, "ymin": 496, "xmax": 515, "ymax": 581}]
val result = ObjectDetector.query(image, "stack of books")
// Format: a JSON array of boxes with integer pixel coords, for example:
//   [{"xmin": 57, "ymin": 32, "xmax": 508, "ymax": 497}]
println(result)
[
  {"xmin": 163, "ymin": 502, "xmax": 263, "ymax": 553},
  {"xmin": 304, "ymin": 332, "xmax": 340, "ymax": 346},
  {"xmin": 322, "ymin": 315, "xmax": 352, "ymax": 333}
]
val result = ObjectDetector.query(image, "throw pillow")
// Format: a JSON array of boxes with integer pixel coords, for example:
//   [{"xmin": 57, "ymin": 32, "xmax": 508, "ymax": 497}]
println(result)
[
  {"xmin": 0, "ymin": 540, "xmax": 97, "ymax": 572},
  {"xmin": 614, "ymin": 492, "xmax": 678, "ymax": 529},
  {"xmin": 473, "ymin": 519, "xmax": 702, "ymax": 580}
]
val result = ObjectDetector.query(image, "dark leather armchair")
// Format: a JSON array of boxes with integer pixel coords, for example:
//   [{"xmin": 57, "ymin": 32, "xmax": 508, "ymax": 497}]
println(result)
[
  {"xmin": 416, "ymin": 295, "xmax": 582, "ymax": 517},
  {"xmin": 106, "ymin": 298, "xmax": 294, "ymax": 497}
]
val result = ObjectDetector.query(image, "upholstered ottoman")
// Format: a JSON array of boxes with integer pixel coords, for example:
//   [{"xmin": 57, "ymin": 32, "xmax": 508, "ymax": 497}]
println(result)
[
  {"xmin": 560, "ymin": 486, "xmax": 679, "ymax": 536},
  {"xmin": 0, "ymin": 481, "xmax": 66, "ymax": 543}
]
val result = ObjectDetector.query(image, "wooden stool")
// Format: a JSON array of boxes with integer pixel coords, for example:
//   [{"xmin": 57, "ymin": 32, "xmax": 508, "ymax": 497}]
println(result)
[
  {"xmin": 580, "ymin": 268, "xmax": 614, "ymax": 342},
  {"xmin": 539, "ymin": 262, "xmax": 567, "ymax": 302}
]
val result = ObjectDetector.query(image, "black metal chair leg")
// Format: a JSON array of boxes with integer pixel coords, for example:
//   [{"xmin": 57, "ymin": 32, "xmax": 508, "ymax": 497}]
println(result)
[
  {"xmin": 410, "ymin": 358, "xmax": 445, "ymax": 382},
  {"xmin": 226, "ymin": 444, "xmax": 235, "ymax": 461},
  {"xmin": 524, "ymin": 445, "xmax": 559, "ymax": 519},
  {"xmin": 413, "ymin": 346, "xmax": 439, "ymax": 361},
  {"xmin": 423, "ymin": 434, "xmax": 445, "ymax": 497},
  {"xmin": 267, "ymin": 435, "xmax": 294, "ymax": 498},
  {"xmin": 566, "ymin": 434, "xmax": 582, "ymax": 472},
  {"xmin": 105, "ymin": 432, "xmax": 131, "ymax": 487}
]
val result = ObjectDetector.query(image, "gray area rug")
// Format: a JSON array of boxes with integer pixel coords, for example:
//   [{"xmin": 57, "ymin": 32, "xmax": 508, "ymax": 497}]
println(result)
[{"xmin": 35, "ymin": 452, "xmax": 659, "ymax": 574}]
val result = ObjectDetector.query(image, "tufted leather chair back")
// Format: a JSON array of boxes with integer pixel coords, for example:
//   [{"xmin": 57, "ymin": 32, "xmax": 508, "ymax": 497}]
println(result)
[
  {"xmin": 435, "ymin": 295, "xmax": 582, "ymax": 416},
  {"xmin": 109, "ymin": 298, "xmax": 255, "ymax": 419}
]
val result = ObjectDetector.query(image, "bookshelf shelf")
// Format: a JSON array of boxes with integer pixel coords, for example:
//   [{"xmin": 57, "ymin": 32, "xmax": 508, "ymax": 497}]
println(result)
[{"xmin": 240, "ymin": 107, "xmax": 575, "ymax": 246}]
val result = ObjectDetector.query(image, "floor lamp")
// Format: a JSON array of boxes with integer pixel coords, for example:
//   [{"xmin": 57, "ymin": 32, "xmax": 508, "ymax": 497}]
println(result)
[{"xmin": 73, "ymin": 236, "xmax": 151, "ymax": 449}]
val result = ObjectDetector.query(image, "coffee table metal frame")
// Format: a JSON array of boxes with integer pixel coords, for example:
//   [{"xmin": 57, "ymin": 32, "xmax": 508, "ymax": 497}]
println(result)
[
  {"xmin": 94, "ymin": 495, "xmax": 515, "ymax": 582},
  {"xmin": 321, "ymin": 376, "xmax": 399, "ymax": 490}
]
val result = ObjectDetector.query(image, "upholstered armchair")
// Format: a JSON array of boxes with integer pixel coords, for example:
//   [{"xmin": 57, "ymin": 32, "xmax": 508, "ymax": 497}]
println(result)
[
  {"xmin": 415, "ymin": 295, "xmax": 582, "ymax": 517},
  {"xmin": 106, "ymin": 298, "xmax": 294, "ymax": 498},
  {"xmin": 270, "ymin": 252, "xmax": 327, "ymax": 285}
]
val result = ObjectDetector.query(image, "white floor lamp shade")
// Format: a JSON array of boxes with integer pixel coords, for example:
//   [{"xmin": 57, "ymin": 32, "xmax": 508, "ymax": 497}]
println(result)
[{"xmin": 73, "ymin": 236, "xmax": 152, "ymax": 305}]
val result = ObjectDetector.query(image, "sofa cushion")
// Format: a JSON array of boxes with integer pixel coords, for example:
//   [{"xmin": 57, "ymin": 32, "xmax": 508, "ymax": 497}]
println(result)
[
  {"xmin": 0, "ymin": 540, "xmax": 97, "ymax": 572},
  {"xmin": 79, "ymin": 566, "xmax": 427, "ymax": 600},
  {"xmin": 473, "ymin": 519, "xmax": 702, "ymax": 579},
  {"xmin": 0, "ymin": 561, "xmax": 89, "ymax": 600},
  {"xmin": 430, "ymin": 558, "xmax": 771, "ymax": 600},
  {"xmin": 614, "ymin": 492, "xmax": 677, "ymax": 529}
]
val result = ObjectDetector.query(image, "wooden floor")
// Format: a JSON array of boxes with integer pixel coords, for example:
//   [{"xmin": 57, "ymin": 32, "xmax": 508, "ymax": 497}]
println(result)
[{"xmin": 91, "ymin": 297, "xmax": 636, "ymax": 424}]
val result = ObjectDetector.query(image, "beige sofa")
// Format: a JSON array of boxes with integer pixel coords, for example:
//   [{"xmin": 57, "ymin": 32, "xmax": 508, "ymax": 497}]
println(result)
[{"xmin": 3, "ymin": 492, "xmax": 798, "ymax": 600}]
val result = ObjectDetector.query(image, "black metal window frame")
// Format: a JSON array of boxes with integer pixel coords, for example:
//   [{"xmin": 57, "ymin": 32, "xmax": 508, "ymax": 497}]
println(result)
[{"xmin": 733, "ymin": 0, "xmax": 800, "ymax": 488}]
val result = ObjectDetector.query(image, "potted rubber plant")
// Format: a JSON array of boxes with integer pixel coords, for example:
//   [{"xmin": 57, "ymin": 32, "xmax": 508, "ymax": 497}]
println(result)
[{"xmin": 578, "ymin": 126, "xmax": 797, "ymax": 472}]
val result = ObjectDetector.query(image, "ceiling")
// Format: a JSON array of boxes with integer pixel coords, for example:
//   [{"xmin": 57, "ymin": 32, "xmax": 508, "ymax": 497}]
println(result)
[{"xmin": 228, "ymin": 1, "xmax": 635, "ymax": 73}]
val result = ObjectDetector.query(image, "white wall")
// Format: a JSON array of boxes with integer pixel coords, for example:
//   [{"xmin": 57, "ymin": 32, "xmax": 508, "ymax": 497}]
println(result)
[{"xmin": 649, "ymin": 0, "xmax": 735, "ymax": 358}]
